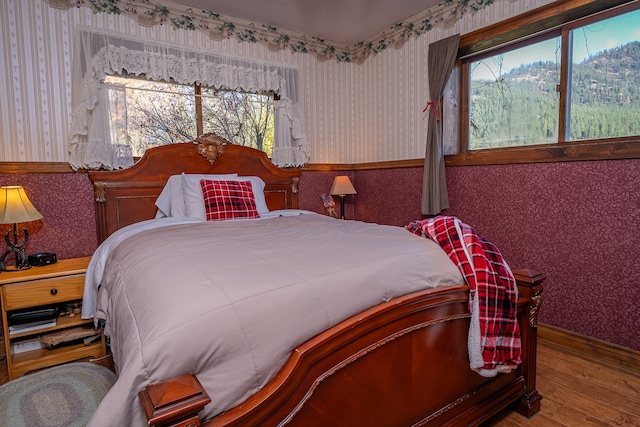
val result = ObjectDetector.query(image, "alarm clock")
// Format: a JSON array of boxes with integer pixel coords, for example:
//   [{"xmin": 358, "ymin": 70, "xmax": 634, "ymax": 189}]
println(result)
[{"xmin": 28, "ymin": 252, "xmax": 57, "ymax": 267}]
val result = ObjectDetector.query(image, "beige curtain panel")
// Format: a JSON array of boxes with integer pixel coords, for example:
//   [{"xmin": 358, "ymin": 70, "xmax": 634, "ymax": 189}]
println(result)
[{"xmin": 421, "ymin": 34, "xmax": 460, "ymax": 216}]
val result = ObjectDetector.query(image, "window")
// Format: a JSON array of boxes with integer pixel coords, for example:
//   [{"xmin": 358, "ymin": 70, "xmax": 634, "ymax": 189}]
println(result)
[
  {"xmin": 567, "ymin": 10, "xmax": 640, "ymax": 142},
  {"xmin": 201, "ymin": 88, "xmax": 274, "ymax": 156},
  {"xmin": 105, "ymin": 75, "xmax": 275, "ymax": 158},
  {"xmin": 69, "ymin": 29, "xmax": 307, "ymax": 171},
  {"xmin": 461, "ymin": 3, "xmax": 640, "ymax": 155},
  {"xmin": 469, "ymin": 35, "xmax": 561, "ymax": 150}
]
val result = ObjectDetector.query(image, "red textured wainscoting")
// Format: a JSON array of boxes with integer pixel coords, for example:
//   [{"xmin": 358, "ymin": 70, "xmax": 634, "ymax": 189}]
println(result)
[
  {"xmin": 0, "ymin": 173, "xmax": 97, "ymax": 261},
  {"xmin": 3, "ymin": 160, "xmax": 636, "ymax": 353},
  {"xmin": 444, "ymin": 159, "xmax": 640, "ymax": 353},
  {"xmin": 300, "ymin": 158, "xmax": 640, "ymax": 352},
  {"xmin": 298, "ymin": 168, "xmax": 426, "ymax": 225}
]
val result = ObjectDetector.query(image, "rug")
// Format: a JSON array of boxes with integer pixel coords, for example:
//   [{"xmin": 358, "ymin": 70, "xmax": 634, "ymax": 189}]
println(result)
[{"xmin": 0, "ymin": 362, "xmax": 116, "ymax": 427}]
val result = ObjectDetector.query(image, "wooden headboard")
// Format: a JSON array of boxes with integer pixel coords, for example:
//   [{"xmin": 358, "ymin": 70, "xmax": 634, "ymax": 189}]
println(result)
[{"xmin": 88, "ymin": 133, "xmax": 301, "ymax": 244}]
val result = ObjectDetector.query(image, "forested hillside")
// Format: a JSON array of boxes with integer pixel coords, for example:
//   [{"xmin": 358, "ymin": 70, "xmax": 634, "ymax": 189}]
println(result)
[{"xmin": 470, "ymin": 41, "xmax": 640, "ymax": 149}]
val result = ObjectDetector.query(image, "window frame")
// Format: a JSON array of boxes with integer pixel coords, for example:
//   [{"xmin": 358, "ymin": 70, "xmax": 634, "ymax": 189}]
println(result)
[{"xmin": 450, "ymin": 0, "xmax": 640, "ymax": 167}]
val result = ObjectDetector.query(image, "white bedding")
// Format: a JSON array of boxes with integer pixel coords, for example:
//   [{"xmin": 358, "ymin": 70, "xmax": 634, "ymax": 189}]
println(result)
[
  {"xmin": 85, "ymin": 212, "xmax": 463, "ymax": 426},
  {"xmin": 82, "ymin": 211, "xmax": 306, "ymax": 320}
]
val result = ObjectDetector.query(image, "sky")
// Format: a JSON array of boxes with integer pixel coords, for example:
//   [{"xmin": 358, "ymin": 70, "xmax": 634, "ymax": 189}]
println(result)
[
  {"xmin": 471, "ymin": 8, "xmax": 640, "ymax": 81},
  {"xmin": 572, "ymin": 8, "xmax": 640, "ymax": 62}
]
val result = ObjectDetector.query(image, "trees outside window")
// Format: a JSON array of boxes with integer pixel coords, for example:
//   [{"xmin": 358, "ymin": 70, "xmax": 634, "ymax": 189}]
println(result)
[
  {"xmin": 463, "ymin": 6, "xmax": 640, "ymax": 152},
  {"xmin": 201, "ymin": 89, "xmax": 274, "ymax": 155},
  {"xmin": 105, "ymin": 75, "xmax": 274, "ymax": 158},
  {"xmin": 469, "ymin": 37, "xmax": 561, "ymax": 150}
]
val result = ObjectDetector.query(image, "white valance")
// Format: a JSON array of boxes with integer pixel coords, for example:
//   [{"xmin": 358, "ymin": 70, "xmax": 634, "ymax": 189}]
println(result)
[{"xmin": 69, "ymin": 28, "xmax": 308, "ymax": 170}]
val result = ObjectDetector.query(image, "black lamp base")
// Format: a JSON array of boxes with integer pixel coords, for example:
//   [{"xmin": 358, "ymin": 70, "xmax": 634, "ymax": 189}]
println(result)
[
  {"xmin": 0, "ymin": 248, "xmax": 31, "ymax": 271},
  {"xmin": 339, "ymin": 196, "xmax": 346, "ymax": 220},
  {"xmin": 0, "ymin": 226, "xmax": 31, "ymax": 271}
]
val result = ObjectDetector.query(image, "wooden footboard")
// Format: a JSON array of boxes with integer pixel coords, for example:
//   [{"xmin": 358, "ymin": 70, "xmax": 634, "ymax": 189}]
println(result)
[{"xmin": 139, "ymin": 270, "xmax": 544, "ymax": 427}]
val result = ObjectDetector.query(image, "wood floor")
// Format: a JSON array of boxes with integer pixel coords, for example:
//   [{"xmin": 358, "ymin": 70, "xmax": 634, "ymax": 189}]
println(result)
[
  {"xmin": 484, "ymin": 341, "xmax": 640, "ymax": 427},
  {"xmin": 1, "ymin": 338, "xmax": 638, "ymax": 426}
]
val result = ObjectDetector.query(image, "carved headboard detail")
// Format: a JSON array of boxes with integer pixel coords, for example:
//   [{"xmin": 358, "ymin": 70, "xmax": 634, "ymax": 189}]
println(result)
[
  {"xmin": 195, "ymin": 133, "xmax": 227, "ymax": 164},
  {"xmin": 88, "ymin": 134, "xmax": 301, "ymax": 244}
]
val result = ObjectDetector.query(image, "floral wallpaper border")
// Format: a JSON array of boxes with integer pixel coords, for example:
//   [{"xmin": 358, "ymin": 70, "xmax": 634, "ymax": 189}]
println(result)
[{"xmin": 45, "ymin": 0, "xmax": 507, "ymax": 63}]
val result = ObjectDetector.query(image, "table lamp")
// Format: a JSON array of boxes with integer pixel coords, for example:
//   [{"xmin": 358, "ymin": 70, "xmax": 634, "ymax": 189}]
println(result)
[
  {"xmin": 0, "ymin": 186, "xmax": 43, "ymax": 271},
  {"xmin": 330, "ymin": 176, "xmax": 357, "ymax": 220}
]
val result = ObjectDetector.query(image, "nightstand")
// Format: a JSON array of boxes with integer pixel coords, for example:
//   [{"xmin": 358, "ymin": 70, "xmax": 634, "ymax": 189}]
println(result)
[{"xmin": 0, "ymin": 257, "xmax": 106, "ymax": 381}]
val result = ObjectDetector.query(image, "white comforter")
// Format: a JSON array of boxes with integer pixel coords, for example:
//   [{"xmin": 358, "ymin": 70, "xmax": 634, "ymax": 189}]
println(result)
[{"xmin": 85, "ymin": 212, "xmax": 463, "ymax": 426}]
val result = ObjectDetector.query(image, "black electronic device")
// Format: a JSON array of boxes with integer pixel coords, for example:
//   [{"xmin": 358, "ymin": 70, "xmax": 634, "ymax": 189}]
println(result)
[
  {"xmin": 28, "ymin": 252, "xmax": 57, "ymax": 267},
  {"xmin": 9, "ymin": 306, "xmax": 59, "ymax": 325}
]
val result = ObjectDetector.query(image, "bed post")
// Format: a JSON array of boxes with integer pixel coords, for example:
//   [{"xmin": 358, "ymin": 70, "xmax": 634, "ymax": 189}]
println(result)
[
  {"xmin": 93, "ymin": 181, "xmax": 109, "ymax": 244},
  {"xmin": 512, "ymin": 268, "xmax": 545, "ymax": 417},
  {"xmin": 138, "ymin": 374, "xmax": 211, "ymax": 427}
]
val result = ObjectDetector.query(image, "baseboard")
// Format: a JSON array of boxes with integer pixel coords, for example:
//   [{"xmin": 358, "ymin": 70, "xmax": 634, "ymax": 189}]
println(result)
[{"xmin": 538, "ymin": 323, "xmax": 640, "ymax": 376}]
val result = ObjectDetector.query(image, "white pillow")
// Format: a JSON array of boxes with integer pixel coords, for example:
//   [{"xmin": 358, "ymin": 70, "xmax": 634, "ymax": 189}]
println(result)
[
  {"xmin": 182, "ymin": 174, "xmax": 268, "ymax": 219},
  {"xmin": 155, "ymin": 175, "xmax": 185, "ymax": 218},
  {"xmin": 156, "ymin": 173, "xmax": 237, "ymax": 217}
]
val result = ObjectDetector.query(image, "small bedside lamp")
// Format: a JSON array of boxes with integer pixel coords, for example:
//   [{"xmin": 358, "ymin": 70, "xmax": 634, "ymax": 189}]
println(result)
[
  {"xmin": 0, "ymin": 186, "xmax": 43, "ymax": 271},
  {"xmin": 330, "ymin": 176, "xmax": 357, "ymax": 220}
]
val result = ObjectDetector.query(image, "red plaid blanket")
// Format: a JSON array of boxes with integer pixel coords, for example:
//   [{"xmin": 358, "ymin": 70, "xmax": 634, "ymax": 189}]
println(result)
[{"xmin": 406, "ymin": 216, "xmax": 521, "ymax": 377}]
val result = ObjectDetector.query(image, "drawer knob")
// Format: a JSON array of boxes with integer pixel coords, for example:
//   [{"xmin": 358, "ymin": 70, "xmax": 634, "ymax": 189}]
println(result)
[{"xmin": 50, "ymin": 288, "xmax": 58, "ymax": 295}]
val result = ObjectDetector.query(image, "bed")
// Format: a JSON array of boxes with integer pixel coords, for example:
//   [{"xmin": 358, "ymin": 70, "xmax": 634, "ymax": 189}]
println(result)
[{"xmin": 84, "ymin": 133, "xmax": 544, "ymax": 426}]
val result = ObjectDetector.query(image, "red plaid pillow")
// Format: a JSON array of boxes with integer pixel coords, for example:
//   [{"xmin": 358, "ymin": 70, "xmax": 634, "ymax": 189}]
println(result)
[{"xmin": 199, "ymin": 179, "xmax": 260, "ymax": 221}]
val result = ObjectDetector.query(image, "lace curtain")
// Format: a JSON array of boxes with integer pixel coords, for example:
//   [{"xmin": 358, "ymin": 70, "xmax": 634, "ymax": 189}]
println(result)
[{"xmin": 69, "ymin": 28, "xmax": 309, "ymax": 170}]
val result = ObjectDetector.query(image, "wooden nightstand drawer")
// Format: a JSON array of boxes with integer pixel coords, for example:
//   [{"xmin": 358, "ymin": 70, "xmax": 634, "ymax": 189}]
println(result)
[{"xmin": 2, "ymin": 274, "xmax": 85, "ymax": 311}]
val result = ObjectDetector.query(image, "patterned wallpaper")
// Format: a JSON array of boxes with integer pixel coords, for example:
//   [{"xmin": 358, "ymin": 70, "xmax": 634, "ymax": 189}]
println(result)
[
  {"xmin": 0, "ymin": 0, "xmax": 553, "ymax": 164},
  {"xmin": 45, "ymin": 0, "xmax": 520, "ymax": 64}
]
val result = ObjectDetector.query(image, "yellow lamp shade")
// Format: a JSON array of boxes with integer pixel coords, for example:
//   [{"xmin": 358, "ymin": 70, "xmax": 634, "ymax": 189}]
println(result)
[{"xmin": 0, "ymin": 186, "xmax": 43, "ymax": 225}]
